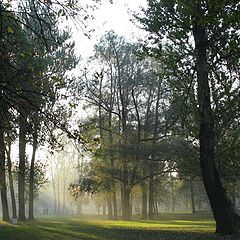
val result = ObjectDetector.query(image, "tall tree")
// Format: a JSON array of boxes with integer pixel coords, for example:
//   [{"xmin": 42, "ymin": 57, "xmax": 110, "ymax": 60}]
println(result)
[{"xmin": 138, "ymin": 0, "xmax": 240, "ymax": 234}]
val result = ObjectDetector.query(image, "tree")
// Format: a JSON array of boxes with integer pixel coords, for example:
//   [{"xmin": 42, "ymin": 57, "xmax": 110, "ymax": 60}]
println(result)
[
  {"xmin": 75, "ymin": 31, "xmax": 176, "ymax": 220},
  {"xmin": 0, "ymin": 129, "xmax": 10, "ymax": 222},
  {"xmin": 138, "ymin": 0, "xmax": 240, "ymax": 234},
  {"xmin": 5, "ymin": 132, "xmax": 17, "ymax": 219}
]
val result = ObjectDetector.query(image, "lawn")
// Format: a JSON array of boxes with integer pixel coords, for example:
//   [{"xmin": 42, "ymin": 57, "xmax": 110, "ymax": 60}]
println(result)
[{"xmin": 0, "ymin": 213, "xmax": 239, "ymax": 240}]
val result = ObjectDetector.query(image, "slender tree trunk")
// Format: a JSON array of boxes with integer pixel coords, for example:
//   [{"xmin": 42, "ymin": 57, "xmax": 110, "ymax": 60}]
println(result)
[
  {"xmin": 141, "ymin": 182, "xmax": 148, "ymax": 219},
  {"xmin": 232, "ymin": 184, "xmax": 236, "ymax": 211},
  {"xmin": 97, "ymin": 204, "xmax": 99, "ymax": 215},
  {"xmin": 77, "ymin": 151, "xmax": 83, "ymax": 215},
  {"xmin": 109, "ymin": 66, "xmax": 118, "ymax": 221},
  {"xmin": 28, "ymin": 132, "xmax": 37, "ymax": 220},
  {"xmin": 107, "ymin": 196, "xmax": 113, "ymax": 220},
  {"xmin": 0, "ymin": 130, "xmax": 10, "ymax": 222},
  {"xmin": 148, "ymin": 166, "xmax": 154, "ymax": 219},
  {"xmin": 197, "ymin": 198, "xmax": 201, "ymax": 212},
  {"xmin": 112, "ymin": 190, "xmax": 118, "ymax": 220},
  {"xmin": 154, "ymin": 190, "xmax": 159, "ymax": 214},
  {"xmin": 62, "ymin": 158, "xmax": 66, "ymax": 214},
  {"xmin": 190, "ymin": 178, "xmax": 196, "ymax": 214},
  {"xmin": 148, "ymin": 81, "xmax": 161, "ymax": 220},
  {"xmin": 193, "ymin": 13, "xmax": 240, "ymax": 234},
  {"xmin": 77, "ymin": 199, "xmax": 82, "ymax": 214},
  {"xmin": 185, "ymin": 195, "xmax": 189, "ymax": 211},
  {"xmin": 57, "ymin": 176, "xmax": 60, "ymax": 213},
  {"xmin": 122, "ymin": 159, "xmax": 130, "ymax": 220},
  {"xmin": 109, "ymin": 143, "xmax": 118, "ymax": 220},
  {"xmin": 156, "ymin": 200, "xmax": 159, "ymax": 214},
  {"xmin": 109, "ymin": 114, "xmax": 118, "ymax": 220},
  {"xmin": 102, "ymin": 202, "xmax": 106, "ymax": 216},
  {"xmin": 6, "ymin": 143, "xmax": 17, "ymax": 219},
  {"xmin": 18, "ymin": 110, "xmax": 27, "ymax": 221},
  {"xmin": 50, "ymin": 156, "xmax": 57, "ymax": 214},
  {"xmin": 142, "ymin": 91, "xmax": 152, "ymax": 220},
  {"xmin": 120, "ymin": 186, "xmax": 123, "ymax": 216},
  {"xmin": 171, "ymin": 177, "xmax": 175, "ymax": 212}
]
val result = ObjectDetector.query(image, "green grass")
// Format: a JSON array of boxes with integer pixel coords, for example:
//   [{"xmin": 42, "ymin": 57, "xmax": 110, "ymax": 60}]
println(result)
[{"xmin": 0, "ymin": 213, "xmax": 239, "ymax": 240}]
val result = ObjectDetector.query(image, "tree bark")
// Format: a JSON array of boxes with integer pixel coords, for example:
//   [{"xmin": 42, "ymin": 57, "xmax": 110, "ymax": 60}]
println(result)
[
  {"xmin": 102, "ymin": 202, "xmax": 106, "ymax": 216},
  {"xmin": 232, "ymin": 184, "xmax": 236, "ymax": 211},
  {"xmin": 141, "ymin": 182, "xmax": 148, "ymax": 219},
  {"xmin": 6, "ymin": 142, "xmax": 17, "ymax": 219},
  {"xmin": 122, "ymin": 187, "xmax": 131, "ymax": 220},
  {"xmin": 108, "ymin": 113, "xmax": 118, "ymax": 220},
  {"xmin": 107, "ymin": 196, "xmax": 113, "ymax": 220},
  {"xmin": 18, "ymin": 109, "xmax": 27, "ymax": 221},
  {"xmin": 148, "ymin": 166, "xmax": 154, "ymax": 219},
  {"xmin": 50, "ymin": 155, "xmax": 57, "ymax": 214},
  {"xmin": 57, "ymin": 175, "xmax": 60, "ymax": 214},
  {"xmin": 190, "ymin": 178, "xmax": 196, "ymax": 214},
  {"xmin": 62, "ymin": 158, "xmax": 66, "ymax": 214},
  {"xmin": 148, "ymin": 81, "xmax": 161, "ymax": 220},
  {"xmin": 112, "ymin": 190, "xmax": 118, "ymax": 220},
  {"xmin": 154, "ymin": 190, "xmax": 159, "ymax": 215},
  {"xmin": 28, "ymin": 132, "xmax": 37, "ymax": 220},
  {"xmin": 77, "ymin": 199, "xmax": 82, "ymax": 214},
  {"xmin": 0, "ymin": 130, "xmax": 10, "ymax": 222},
  {"xmin": 171, "ymin": 177, "xmax": 175, "ymax": 212},
  {"xmin": 193, "ymin": 13, "xmax": 240, "ymax": 234}
]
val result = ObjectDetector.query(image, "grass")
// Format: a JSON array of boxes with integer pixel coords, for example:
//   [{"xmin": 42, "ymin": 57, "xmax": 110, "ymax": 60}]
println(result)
[{"xmin": 0, "ymin": 212, "xmax": 239, "ymax": 240}]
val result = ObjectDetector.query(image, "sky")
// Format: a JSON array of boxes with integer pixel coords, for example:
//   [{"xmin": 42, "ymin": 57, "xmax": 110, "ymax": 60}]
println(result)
[{"xmin": 72, "ymin": 0, "xmax": 147, "ymax": 58}]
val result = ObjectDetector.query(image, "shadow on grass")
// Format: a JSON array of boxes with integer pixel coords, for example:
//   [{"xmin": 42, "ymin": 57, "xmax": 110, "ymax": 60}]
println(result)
[{"xmin": 0, "ymin": 217, "xmax": 239, "ymax": 240}]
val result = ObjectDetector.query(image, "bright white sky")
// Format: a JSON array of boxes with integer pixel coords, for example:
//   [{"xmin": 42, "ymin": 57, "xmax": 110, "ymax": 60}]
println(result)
[{"xmin": 72, "ymin": 0, "xmax": 147, "ymax": 58}]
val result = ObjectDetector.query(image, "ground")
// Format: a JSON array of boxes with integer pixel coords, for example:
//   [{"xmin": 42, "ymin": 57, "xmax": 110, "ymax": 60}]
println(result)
[{"xmin": 0, "ymin": 212, "xmax": 239, "ymax": 240}]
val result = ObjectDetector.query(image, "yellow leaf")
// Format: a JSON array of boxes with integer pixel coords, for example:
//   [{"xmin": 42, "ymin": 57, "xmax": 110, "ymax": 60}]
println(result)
[{"xmin": 6, "ymin": 26, "xmax": 14, "ymax": 33}]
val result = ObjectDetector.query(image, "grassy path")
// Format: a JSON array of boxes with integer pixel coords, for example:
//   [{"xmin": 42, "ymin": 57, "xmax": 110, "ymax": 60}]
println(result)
[{"xmin": 0, "ymin": 213, "xmax": 239, "ymax": 240}]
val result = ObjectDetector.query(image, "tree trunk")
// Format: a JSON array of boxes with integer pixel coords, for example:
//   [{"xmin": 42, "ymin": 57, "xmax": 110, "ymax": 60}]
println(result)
[
  {"xmin": 6, "ymin": 142, "xmax": 17, "ymax": 219},
  {"xmin": 122, "ymin": 188, "xmax": 131, "ymax": 220},
  {"xmin": 141, "ymin": 183, "xmax": 148, "ymax": 219},
  {"xmin": 148, "ymin": 81, "xmax": 161, "ymax": 220},
  {"xmin": 57, "ymin": 176, "xmax": 60, "ymax": 214},
  {"xmin": 18, "ymin": 110, "xmax": 27, "ymax": 221},
  {"xmin": 0, "ymin": 130, "xmax": 10, "ymax": 222},
  {"xmin": 50, "ymin": 156, "xmax": 57, "ymax": 214},
  {"xmin": 77, "ymin": 199, "xmax": 82, "ymax": 214},
  {"xmin": 171, "ymin": 178, "xmax": 175, "ymax": 212},
  {"xmin": 193, "ymin": 15, "xmax": 240, "ymax": 234},
  {"xmin": 154, "ymin": 191, "xmax": 159, "ymax": 215},
  {"xmin": 62, "ymin": 158, "xmax": 66, "ymax": 214},
  {"xmin": 110, "ymin": 148, "xmax": 118, "ymax": 220},
  {"xmin": 102, "ymin": 202, "xmax": 106, "ymax": 216},
  {"xmin": 112, "ymin": 190, "xmax": 118, "ymax": 220},
  {"xmin": 107, "ymin": 196, "xmax": 113, "ymax": 220},
  {"xmin": 108, "ymin": 96, "xmax": 118, "ymax": 220},
  {"xmin": 109, "ymin": 124, "xmax": 118, "ymax": 220},
  {"xmin": 28, "ymin": 132, "xmax": 37, "ymax": 220},
  {"xmin": 190, "ymin": 178, "xmax": 196, "ymax": 214},
  {"xmin": 148, "ymin": 166, "xmax": 154, "ymax": 219},
  {"xmin": 185, "ymin": 195, "xmax": 189, "ymax": 211}
]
